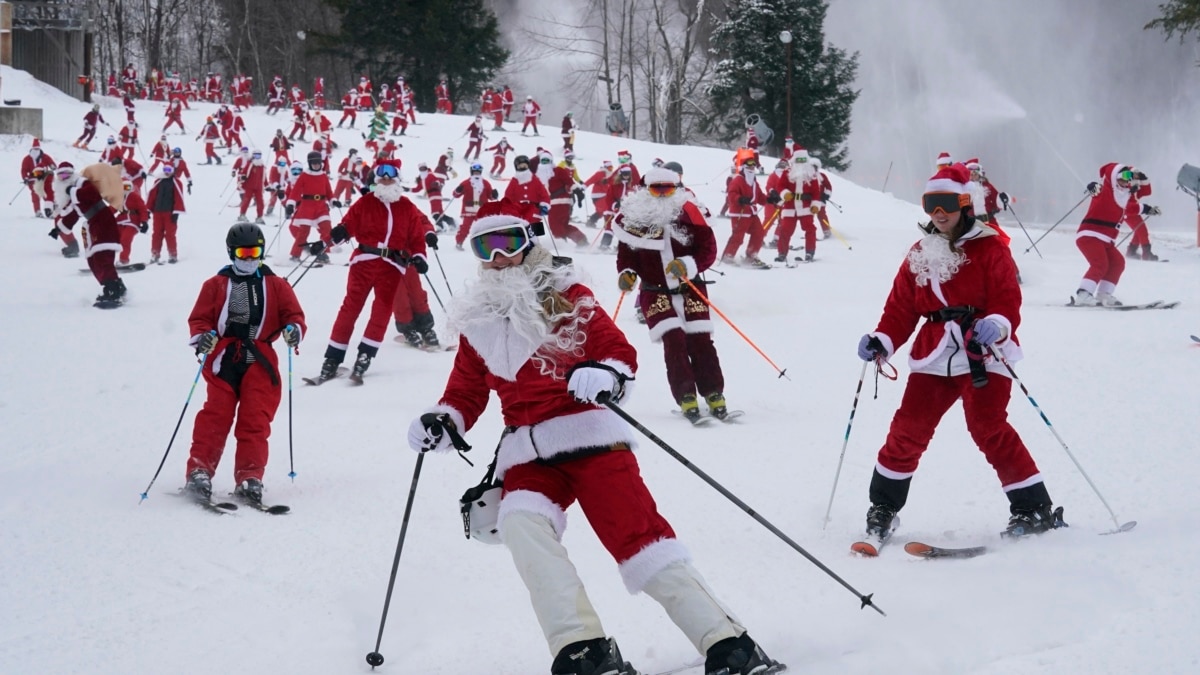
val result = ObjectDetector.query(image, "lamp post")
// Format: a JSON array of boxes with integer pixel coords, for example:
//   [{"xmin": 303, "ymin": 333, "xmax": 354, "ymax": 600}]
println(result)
[{"xmin": 779, "ymin": 30, "xmax": 793, "ymax": 138}]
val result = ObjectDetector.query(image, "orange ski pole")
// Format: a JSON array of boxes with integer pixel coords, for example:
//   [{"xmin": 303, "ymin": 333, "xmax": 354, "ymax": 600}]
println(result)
[
  {"xmin": 612, "ymin": 290, "xmax": 627, "ymax": 320},
  {"xmin": 682, "ymin": 277, "xmax": 789, "ymax": 380},
  {"xmin": 760, "ymin": 205, "xmax": 782, "ymax": 233}
]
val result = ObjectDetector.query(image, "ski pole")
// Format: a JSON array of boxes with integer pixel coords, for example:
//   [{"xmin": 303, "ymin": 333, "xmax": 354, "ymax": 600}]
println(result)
[
  {"xmin": 1005, "ymin": 203, "xmax": 1041, "ymax": 259},
  {"xmin": 1115, "ymin": 213, "xmax": 1155, "ymax": 249},
  {"xmin": 612, "ymin": 290, "xmax": 627, "ymax": 320},
  {"xmin": 827, "ymin": 198, "xmax": 844, "ymax": 213},
  {"xmin": 760, "ymin": 205, "xmax": 782, "ymax": 233},
  {"xmin": 365, "ymin": 453, "xmax": 425, "ymax": 670},
  {"xmin": 8, "ymin": 182, "xmax": 27, "ymax": 205},
  {"xmin": 598, "ymin": 395, "xmax": 885, "ymax": 616},
  {"xmin": 822, "ymin": 360, "xmax": 870, "ymax": 528},
  {"xmin": 218, "ymin": 171, "xmax": 236, "ymax": 198},
  {"xmin": 264, "ymin": 212, "xmax": 291, "ymax": 258},
  {"xmin": 421, "ymin": 272, "xmax": 446, "ymax": 312},
  {"xmin": 987, "ymin": 347, "xmax": 1135, "ymax": 533},
  {"xmin": 290, "ymin": 253, "xmax": 322, "ymax": 289},
  {"xmin": 822, "ymin": 215, "xmax": 853, "ymax": 250},
  {"xmin": 881, "ymin": 160, "xmax": 893, "ymax": 193},
  {"xmin": 681, "ymin": 277, "xmax": 789, "ymax": 380},
  {"xmin": 287, "ymin": 344, "xmax": 296, "ymax": 481},
  {"xmin": 426, "ymin": 238, "xmax": 455, "ymax": 298},
  {"xmin": 1025, "ymin": 192, "xmax": 1089, "ymax": 253},
  {"xmin": 138, "ymin": 345, "xmax": 211, "ymax": 503}
]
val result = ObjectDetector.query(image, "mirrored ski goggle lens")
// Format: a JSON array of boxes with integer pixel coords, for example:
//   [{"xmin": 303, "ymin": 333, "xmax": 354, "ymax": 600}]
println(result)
[
  {"xmin": 922, "ymin": 192, "xmax": 964, "ymax": 215},
  {"xmin": 470, "ymin": 228, "xmax": 529, "ymax": 262},
  {"xmin": 233, "ymin": 246, "xmax": 263, "ymax": 259},
  {"xmin": 646, "ymin": 183, "xmax": 678, "ymax": 198},
  {"xmin": 375, "ymin": 164, "xmax": 399, "ymax": 179}
]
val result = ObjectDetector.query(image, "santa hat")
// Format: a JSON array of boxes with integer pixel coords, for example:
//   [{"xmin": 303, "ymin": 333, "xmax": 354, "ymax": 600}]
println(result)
[
  {"xmin": 925, "ymin": 163, "xmax": 972, "ymax": 195},
  {"xmin": 965, "ymin": 157, "xmax": 981, "ymax": 171},
  {"xmin": 30, "ymin": 138, "xmax": 41, "ymax": 149},
  {"xmin": 791, "ymin": 146, "xmax": 810, "ymax": 162},
  {"xmin": 935, "ymin": 152, "xmax": 953, "ymax": 167},
  {"xmin": 617, "ymin": 149, "xmax": 631, "ymax": 160},
  {"xmin": 643, "ymin": 167, "xmax": 681, "ymax": 186},
  {"xmin": 375, "ymin": 158, "xmax": 403, "ymax": 172},
  {"xmin": 467, "ymin": 198, "xmax": 540, "ymax": 240},
  {"xmin": 57, "ymin": 161, "xmax": 74, "ymax": 171},
  {"xmin": 784, "ymin": 135, "xmax": 795, "ymax": 144}
]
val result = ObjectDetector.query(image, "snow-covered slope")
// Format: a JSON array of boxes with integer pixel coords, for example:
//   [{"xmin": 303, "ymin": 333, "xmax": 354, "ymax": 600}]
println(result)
[{"xmin": 1, "ymin": 64, "xmax": 1197, "ymax": 674}]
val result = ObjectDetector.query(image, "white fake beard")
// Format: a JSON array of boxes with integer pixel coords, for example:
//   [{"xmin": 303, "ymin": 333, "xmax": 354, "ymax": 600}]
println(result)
[
  {"xmin": 618, "ymin": 190, "xmax": 690, "ymax": 244},
  {"xmin": 373, "ymin": 180, "xmax": 405, "ymax": 203},
  {"xmin": 789, "ymin": 163, "xmax": 816, "ymax": 184},
  {"xmin": 447, "ymin": 255, "xmax": 593, "ymax": 380},
  {"xmin": 908, "ymin": 232, "xmax": 968, "ymax": 287},
  {"xmin": 514, "ymin": 169, "xmax": 532, "ymax": 183},
  {"xmin": 53, "ymin": 175, "xmax": 77, "ymax": 211},
  {"xmin": 536, "ymin": 163, "xmax": 553, "ymax": 183}
]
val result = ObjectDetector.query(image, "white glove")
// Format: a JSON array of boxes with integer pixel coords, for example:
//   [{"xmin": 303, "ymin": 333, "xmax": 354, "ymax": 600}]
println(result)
[
  {"xmin": 407, "ymin": 413, "xmax": 454, "ymax": 453},
  {"xmin": 567, "ymin": 366, "xmax": 618, "ymax": 404}
]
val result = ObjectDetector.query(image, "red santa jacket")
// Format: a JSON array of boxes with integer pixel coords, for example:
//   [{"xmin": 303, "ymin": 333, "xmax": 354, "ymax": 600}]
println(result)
[
  {"xmin": 466, "ymin": 121, "xmax": 485, "ymax": 142},
  {"xmin": 147, "ymin": 175, "xmax": 186, "ymax": 214},
  {"xmin": 1077, "ymin": 163, "xmax": 1142, "ymax": 243},
  {"xmin": 603, "ymin": 177, "xmax": 638, "ymax": 215},
  {"xmin": 452, "ymin": 177, "xmax": 495, "ymax": 216},
  {"xmin": 21, "ymin": 151, "xmax": 56, "ymax": 182},
  {"xmin": 546, "ymin": 166, "xmax": 576, "ymax": 208},
  {"xmin": 240, "ymin": 161, "xmax": 266, "ymax": 193},
  {"xmin": 583, "ymin": 168, "xmax": 612, "ymax": 198},
  {"xmin": 286, "ymin": 169, "xmax": 333, "ymax": 226},
  {"xmin": 869, "ymin": 227, "xmax": 1022, "ymax": 378},
  {"xmin": 57, "ymin": 176, "xmax": 121, "ymax": 255},
  {"xmin": 417, "ymin": 171, "xmax": 444, "ymax": 197},
  {"xmin": 427, "ymin": 280, "xmax": 637, "ymax": 479},
  {"xmin": 337, "ymin": 193, "xmax": 431, "ymax": 271},
  {"xmin": 615, "ymin": 194, "xmax": 717, "ymax": 340},
  {"xmin": 187, "ymin": 267, "xmax": 307, "ymax": 383},
  {"xmin": 725, "ymin": 170, "xmax": 765, "ymax": 219},
  {"xmin": 117, "ymin": 190, "xmax": 148, "ymax": 228},
  {"xmin": 505, "ymin": 173, "xmax": 551, "ymax": 211}
]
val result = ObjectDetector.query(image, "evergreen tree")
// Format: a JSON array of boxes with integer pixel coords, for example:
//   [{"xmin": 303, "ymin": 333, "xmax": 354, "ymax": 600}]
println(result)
[
  {"xmin": 316, "ymin": 0, "xmax": 508, "ymax": 113},
  {"xmin": 1145, "ymin": 0, "xmax": 1200, "ymax": 43},
  {"xmin": 704, "ymin": 0, "xmax": 858, "ymax": 170}
]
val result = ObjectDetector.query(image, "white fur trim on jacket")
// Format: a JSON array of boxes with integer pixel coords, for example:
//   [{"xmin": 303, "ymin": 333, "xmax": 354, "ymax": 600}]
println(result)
[
  {"xmin": 868, "ymin": 331, "xmax": 895, "ymax": 358},
  {"xmin": 618, "ymin": 537, "xmax": 692, "ymax": 594},
  {"xmin": 421, "ymin": 403, "xmax": 467, "ymax": 452},
  {"xmin": 495, "ymin": 407, "xmax": 638, "ymax": 480},
  {"xmin": 598, "ymin": 357, "xmax": 636, "ymax": 402},
  {"xmin": 672, "ymin": 255, "xmax": 698, "ymax": 280},
  {"xmin": 497, "ymin": 489, "xmax": 568, "ymax": 541}
]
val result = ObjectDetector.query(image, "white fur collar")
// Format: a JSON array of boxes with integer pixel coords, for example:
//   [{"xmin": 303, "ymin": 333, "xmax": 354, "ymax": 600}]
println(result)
[{"xmin": 614, "ymin": 190, "xmax": 691, "ymax": 251}]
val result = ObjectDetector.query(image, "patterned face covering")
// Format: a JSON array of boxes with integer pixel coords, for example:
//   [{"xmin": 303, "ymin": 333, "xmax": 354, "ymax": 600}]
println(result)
[{"xmin": 231, "ymin": 257, "xmax": 261, "ymax": 276}]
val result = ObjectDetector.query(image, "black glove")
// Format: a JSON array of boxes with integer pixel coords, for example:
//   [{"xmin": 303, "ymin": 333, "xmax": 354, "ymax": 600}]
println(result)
[
  {"xmin": 330, "ymin": 199, "xmax": 343, "ymax": 208},
  {"xmin": 48, "ymin": 227, "xmax": 60, "ymax": 240},
  {"xmin": 411, "ymin": 256, "xmax": 429, "ymax": 274},
  {"xmin": 766, "ymin": 190, "xmax": 781, "ymax": 206},
  {"xmin": 195, "ymin": 332, "xmax": 218, "ymax": 356},
  {"xmin": 737, "ymin": 196, "xmax": 752, "ymax": 206},
  {"xmin": 330, "ymin": 224, "xmax": 349, "ymax": 245},
  {"xmin": 276, "ymin": 189, "xmax": 286, "ymax": 199},
  {"xmin": 285, "ymin": 203, "xmax": 295, "ymax": 218},
  {"xmin": 425, "ymin": 231, "xmax": 439, "ymax": 249},
  {"xmin": 307, "ymin": 240, "xmax": 326, "ymax": 256},
  {"xmin": 23, "ymin": 178, "xmax": 34, "ymax": 185},
  {"xmin": 998, "ymin": 192, "xmax": 1009, "ymax": 208},
  {"xmin": 410, "ymin": 412, "xmax": 452, "ymax": 453},
  {"xmin": 138, "ymin": 223, "xmax": 149, "ymax": 234},
  {"xmin": 1086, "ymin": 181, "xmax": 1100, "ymax": 196},
  {"xmin": 1142, "ymin": 204, "xmax": 1161, "ymax": 216},
  {"xmin": 489, "ymin": 188, "xmax": 499, "ymax": 200},
  {"xmin": 283, "ymin": 324, "xmax": 301, "ymax": 349},
  {"xmin": 187, "ymin": 181, "xmax": 193, "ymax": 195}
]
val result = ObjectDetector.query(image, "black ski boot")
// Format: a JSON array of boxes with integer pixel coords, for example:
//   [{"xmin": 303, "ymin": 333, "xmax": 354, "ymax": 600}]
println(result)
[
  {"xmin": 704, "ymin": 632, "xmax": 783, "ymax": 675},
  {"xmin": 865, "ymin": 503, "xmax": 897, "ymax": 539},
  {"xmin": 96, "ymin": 278, "xmax": 127, "ymax": 305},
  {"xmin": 186, "ymin": 469, "xmax": 213, "ymax": 501},
  {"xmin": 550, "ymin": 637, "xmax": 638, "ymax": 675},
  {"xmin": 414, "ymin": 312, "xmax": 439, "ymax": 348},
  {"xmin": 235, "ymin": 478, "xmax": 264, "ymax": 505},
  {"xmin": 705, "ymin": 392, "xmax": 728, "ymax": 420},
  {"xmin": 318, "ymin": 358, "xmax": 342, "ymax": 382},
  {"xmin": 1004, "ymin": 505, "xmax": 1067, "ymax": 537},
  {"xmin": 680, "ymin": 394, "xmax": 701, "ymax": 423},
  {"xmin": 61, "ymin": 240, "xmax": 80, "ymax": 258},
  {"xmin": 351, "ymin": 351, "xmax": 373, "ymax": 380}
]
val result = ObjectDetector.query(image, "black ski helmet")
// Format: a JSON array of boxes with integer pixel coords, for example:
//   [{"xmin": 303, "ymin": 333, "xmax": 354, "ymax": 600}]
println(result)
[
  {"xmin": 513, "ymin": 154, "xmax": 530, "ymax": 170},
  {"xmin": 226, "ymin": 223, "xmax": 266, "ymax": 260},
  {"xmin": 663, "ymin": 161, "xmax": 684, "ymax": 176},
  {"xmin": 306, "ymin": 151, "xmax": 323, "ymax": 170}
]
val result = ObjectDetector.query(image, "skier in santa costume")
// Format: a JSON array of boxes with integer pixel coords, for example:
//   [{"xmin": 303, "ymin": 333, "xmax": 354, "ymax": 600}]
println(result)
[
  {"xmin": 411, "ymin": 162, "xmax": 447, "ymax": 230},
  {"xmin": 146, "ymin": 164, "xmax": 186, "ymax": 264},
  {"xmin": 116, "ymin": 179, "xmax": 148, "ymax": 266},
  {"xmin": 53, "ymin": 161, "xmax": 127, "ymax": 305},
  {"xmin": 1073, "ymin": 163, "xmax": 1158, "ymax": 306},
  {"xmin": 856, "ymin": 163, "xmax": 1066, "ymax": 543},
  {"xmin": 393, "ymin": 225, "xmax": 441, "ymax": 349},
  {"xmin": 285, "ymin": 151, "xmax": 334, "ymax": 262},
  {"xmin": 451, "ymin": 164, "xmax": 498, "ymax": 249},
  {"xmin": 73, "ymin": 104, "xmax": 107, "ymax": 149},
  {"xmin": 485, "ymin": 137, "xmax": 511, "ymax": 177},
  {"xmin": 237, "ymin": 150, "xmax": 268, "ymax": 225},
  {"xmin": 406, "ymin": 198, "xmax": 781, "ymax": 675},
  {"xmin": 308, "ymin": 160, "xmax": 432, "ymax": 382},
  {"xmin": 20, "ymin": 138, "xmax": 56, "ymax": 218},
  {"xmin": 184, "ymin": 224, "xmax": 306, "ymax": 506},
  {"xmin": 721, "ymin": 154, "xmax": 769, "ymax": 268},
  {"xmin": 615, "ymin": 166, "xmax": 731, "ymax": 421}
]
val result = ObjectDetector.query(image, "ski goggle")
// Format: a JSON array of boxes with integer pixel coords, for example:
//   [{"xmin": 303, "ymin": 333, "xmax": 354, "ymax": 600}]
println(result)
[
  {"xmin": 470, "ymin": 164, "xmax": 483, "ymax": 173},
  {"xmin": 646, "ymin": 183, "xmax": 678, "ymax": 198},
  {"xmin": 290, "ymin": 168, "xmax": 302, "ymax": 176},
  {"xmin": 539, "ymin": 157, "xmax": 551, "ymax": 165},
  {"xmin": 1116, "ymin": 169, "xmax": 1134, "ymax": 184},
  {"xmin": 470, "ymin": 226, "xmax": 530, "ymax": 262},
  {"xmin": 56, "ymin": 169, "xmax": 74, "ymax": 180},
  {"xmin": 232, "ymin": 245, "xmax": 263, "ymax": 260},
  {"xmin": 375, "ymin": 164, "xmax": 399, "ymax": 179},
  {"xmin": 922, "ymin": 192, "xmax": 970, "ymax": 215},
  {"xmin": 161, "ymin": 166, "xmax": 175, "ymax": 175}
]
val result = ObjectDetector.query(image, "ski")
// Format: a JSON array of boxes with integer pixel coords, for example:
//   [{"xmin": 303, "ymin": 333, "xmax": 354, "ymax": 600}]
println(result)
[
  {"xmin": 175, "ymin": 489, "xmax": 238, "ymax": 514},
  {"xmin": 1191, "ymin": 335, "xmax": 1200, "ymax": 344},
  {"xmin": 93, "ymin": 299, "xmax": 124, "ymax": 309},
  {"xmin": 712, "ymin": 410, "xmax": 745, "ymax": 423},
  {"xmin": 391, "ymin": 335, "xmax": 457, "ymax": 352},
  {"xmin": 230, "ymin": 492, "xmax": 290, "ymax": 515},
  {"xmin": 851, "ymin": 516, "xmax": 900, "ymax": 557},
  {"xmin": 651, "ymin": 657, "xmax": 706, "ymax": 675},
  {"xmin": 903, "ymin": 541, "xmax": 988, "ymax": 560},
  {"xmin": 79, "ymin": 262, "xmax": 146, "ymax": 274},
  {"xmin": 302, "ymin": 365, "xmax": 347, "ymax": 386},
  {"xmin": 670, "ymin": 409, "xmax": 715, "ymax": 426},
  {"xmin": 1065, "ymin": 298, "xmax": 1180, "ymax": 311}
]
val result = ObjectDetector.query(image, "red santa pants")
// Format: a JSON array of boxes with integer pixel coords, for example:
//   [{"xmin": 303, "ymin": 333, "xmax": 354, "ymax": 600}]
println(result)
[
  {"xmin": 428, "ymin": 195, "xmax": 444, "ymax": 218},
  {"xmin": 492, "ymin": 110, "xmax": 504, "ymax": 128},
  {"xmin": 818, "ymin": 207, "xmax": 832, "ymax": 234},
  {"xmin": 86, "ymin": 250, "xmax": 119, "ymax": 284},
  {"xmin": 660, "ymin": 328, "xmax": 724, "ymax": 403},
  {"xmin": 187, "ymin": 362, "xmax": 281, "ymax": 484},
  {"xmin": 118, "ymin": 225, "xmax": 138, "ymax": 264},
  {"xmin": 455, "ymin": 215, "xmax": 477, "ymax": 245},
  {"xmin": 391, "ymin": 266, "xmax": 430, "ymax": 325},
  {"xmin": 163, "ymin": 116, "xmax": 184, "ymax": 132},
  {"xmin": 288, "ymin": 224, "xmax": 311, "ymax": 257},
  {"xmin": 722, "ymin": 214, "xmax": 765, "ymax": 259},
  {"xmin": 490, "ymin": 156, "xmax": 506, "ymax": 175},
  {"xmin": 437, "ymin": 99, "xmax": 451, "ymax": 114},
  {"xmin": 1127, "ymin": 221, "xmax": 1150, "ymax": 247},
  {"xmin": 329, "ymin": 260, "xmax": 403, "ymax": 354},
  {"xmin": 522, "ymin": 116, "xmax": 538, "ymax": 134},
  {"xmin": 774, "ymin": 213, "xmax": 797, "ymax": 256},
  {"xmin": 877, "ymin": 373, "xmax": 1040, "ymax": 489},
  {"xmin": 799, "ymin": 213, "xmax": 818, "ymax": 254},
  {"xmin": 333, "ymin": 179, "xmax": 355, "ymax": 203},
  {"xmin": 502, "ymin": 450, "xmax": 676, "ymax": 564},
  {"xmin": 465, "ymin": 140, "xmax": 481, "ymax": 160},
  {"xmin": 76, "ymin": 124, "xmax": 97, "ymax": 145},
  {"xmin": 226, "ymin": 132, "xmax": 242, "ymax": 153},
  {"xmin": 289, "ymin": 122, "xmax": 306, "ymax": 139},
  {"xmin": 1075, "ymin": 236, "xmax": 1125, "ymax": 287},
  {"xmin": 548, "ymin": 205, "xmax": 587, "ymax": 245},
  {"xmin": 240, "ymin": 190, "xmax": 264, "ymax": 218},
  {"xmin": 391, "ymin": 115, "xmax": 408, "ymax": 134},
  {"xmin": 150, "ymin": 212, "xmax": 178, "ymax": 256}
]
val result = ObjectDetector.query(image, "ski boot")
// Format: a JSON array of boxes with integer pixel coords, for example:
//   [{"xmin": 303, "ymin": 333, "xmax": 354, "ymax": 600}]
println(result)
[
  {"xmin": 265, "ymin": 206, "xmax": 275, "ymax": 217},
  {"xmin": 803, "ymin": 251, "xmax": 815, "ymax": 263},
  {"xmin": 236, "ymin": 214, "xmax": 249, "ymax": 223},
  {"xmin": 705, "ymin": 392, "xmax": 728, "ymax": 420},
  {"xmin": 774, "ymin": 254, "xmax": 787, "ymax": 263},
  {"xmin": 235, "ymin": 478, "xmax": 264, "ymax": 505},
  {"xmin": 168, "ymin": 255, "xmax": 178, "ymax": 264},
  {"xmin": 865, "ymin": 503, "xmax": 898, "ymax": 540},
  {"xmin": 1004, "ymin": 505, "xmax": 1067, "ymax": 538},
  {"xmin": 351, "ymin": 351, "xmax": 373, "ymax": 379},
  {"xmin": 680, "ymin": 394, "xmax": 701, "ymax": 423},
  {"xmin": 396, "ymin": 320, "xmax": 423, "ymax": 348},
  {"xmin": 254, "ymin": 217, "xmax": 266, "ymax": 226},
  {"xmin": 1096, "ymin": 292, "xmax": 1122, "ymax": 307},
  {"xmin": 550, "ymin": 637, "xmax": 638, "ymax": 675},
  {"xmin": 1141, "ymin": 245, "xmax": 1159, "ymax": 261},
  {"xmin": 1073, "ymin": 289, "xmax": 1098, "ymax": 307},
  {"xmin": 704, "ymin": 632, "xmax": 783, "ymax": 675},
  {"xmin": 413, "ymin": 312, "xmax": 439, "ymax": 348},
  {"xmin": 744, "ymin": 256, "xmax": 771, "ymax": 269},
  {"xmin": 185, "ymin": 469, "xmax": 213, "ymax": 501},
  {"xmin": 1125, "ymin": 244, "xmax": 1140, "ymax": 258},
  {"xmin": 61, "ymin": 240, "xmax": 81, "ymax": 258},
  {"xmin": 43, "ymin": 207, "xmax": 53, "ymax": 218},
  {"xmin": 318, "ymin": 358, "xmax": 342, "ymax": 382},
  {"xmin": 96, "ymin": 278, "xmax": 127, "ymax": 304}
]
